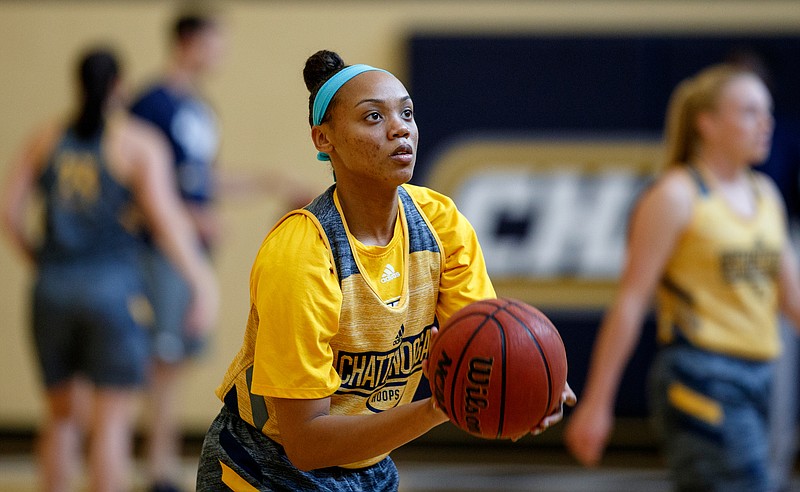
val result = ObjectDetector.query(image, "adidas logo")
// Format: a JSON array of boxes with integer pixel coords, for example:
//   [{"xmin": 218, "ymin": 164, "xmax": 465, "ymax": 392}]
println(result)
[
  {"xmin": 394, "ymin": 325, "xmax": 405, "ymax": 345},
  {"xmin": 380, "ymin": 263, "xmax": 401, "ymax": 284}
]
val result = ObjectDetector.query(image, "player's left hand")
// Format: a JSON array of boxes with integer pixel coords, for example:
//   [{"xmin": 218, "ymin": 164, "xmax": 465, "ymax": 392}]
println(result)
[{"xmin": 514, "ymin": 382, "xmax": 577, "ymax": 441}]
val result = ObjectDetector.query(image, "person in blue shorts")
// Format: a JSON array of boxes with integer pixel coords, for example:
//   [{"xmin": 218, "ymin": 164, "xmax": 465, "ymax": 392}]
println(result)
[
  {"xmin": 565, "ymin": 63, "xmax": 800, "ymax": 492},
  {"xmin": 132, "ymin": 9, "xmax": 316, "ymax": 490},
  {"xmin": 1, "ymin": 47, "xmax": 217, "ymax": 492},
  {"xmin": 194, "ymin": 49, "xmax": 576, "ymax": 491}
]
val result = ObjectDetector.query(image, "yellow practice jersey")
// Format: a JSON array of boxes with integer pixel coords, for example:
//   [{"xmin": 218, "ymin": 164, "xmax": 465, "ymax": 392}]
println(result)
[
  {"xmin": 216, "ymin": 184, "xmax": 495, "ymax": 468},
  {"xmin": 656, "ymin": 169, "xmax": 786, "ymax": 360}
]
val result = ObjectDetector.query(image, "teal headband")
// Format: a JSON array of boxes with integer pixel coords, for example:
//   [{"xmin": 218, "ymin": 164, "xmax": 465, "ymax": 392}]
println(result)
[{"xmin": 312, "ymin": 64, "xmax": 388, "ymax": 161}]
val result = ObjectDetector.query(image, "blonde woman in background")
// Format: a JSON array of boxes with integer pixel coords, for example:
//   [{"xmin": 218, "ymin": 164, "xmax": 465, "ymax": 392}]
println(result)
[{"xmin": 565, "ymin": 64, "xmax": 800, "ymax": 492}]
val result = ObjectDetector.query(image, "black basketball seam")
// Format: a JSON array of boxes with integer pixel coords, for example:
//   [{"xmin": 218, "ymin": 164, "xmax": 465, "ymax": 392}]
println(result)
[
  {"xmin": 496, "ymin": 313, "xmax": 508, "ymax": 439},
  {"xmin": 503, "ymin": 302, "xmax": 553, "ymax": 425},
  {"xmin": 487, "ymin": 300, "xmax": 506, "ymax": 438},
  {"xmin": 447, "ymin": 313, "xmax": 493, "ymax": 432}
]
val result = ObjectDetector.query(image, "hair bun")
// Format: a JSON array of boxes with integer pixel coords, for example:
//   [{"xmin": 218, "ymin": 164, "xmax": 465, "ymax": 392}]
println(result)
[{"xmin": 303, "ymin": 50, "xmax": 346, "ymax": 93}]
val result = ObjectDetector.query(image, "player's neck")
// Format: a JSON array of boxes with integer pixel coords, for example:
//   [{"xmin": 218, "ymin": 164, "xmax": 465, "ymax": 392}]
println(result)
[
  {"xmin": 695, "ymin": 155, "xmax": 749, "ymax": 185},
  {"xmin": 335, "ymin": 184, "xmax": 399, "ymax": 247}
]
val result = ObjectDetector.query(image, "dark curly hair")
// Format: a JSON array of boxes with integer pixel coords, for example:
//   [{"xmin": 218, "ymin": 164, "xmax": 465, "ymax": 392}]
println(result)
[{"xmin": 303, "ymin": 50, "xmax": 347, "ymax": 127}]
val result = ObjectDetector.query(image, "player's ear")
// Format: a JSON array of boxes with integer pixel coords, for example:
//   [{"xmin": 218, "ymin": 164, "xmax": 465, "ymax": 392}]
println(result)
[{"xmin": 312, "ymin": 125, "xmax": 334, "ymax": 156}]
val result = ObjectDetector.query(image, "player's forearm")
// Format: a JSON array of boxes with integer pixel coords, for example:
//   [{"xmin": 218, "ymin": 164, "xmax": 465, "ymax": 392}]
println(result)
[
  {"xmin": 282, "ymin": 398, "xmax": 447, "ymax": 471},
  {"xmin": 580, "ymin": 301, "xmax": 647, "ymax": 410}
]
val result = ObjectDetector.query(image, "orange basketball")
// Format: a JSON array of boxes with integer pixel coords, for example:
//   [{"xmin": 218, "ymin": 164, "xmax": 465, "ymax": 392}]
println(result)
[{"xmin": 428, "ymin": 298, "xmax": 568, "ymax": 440}]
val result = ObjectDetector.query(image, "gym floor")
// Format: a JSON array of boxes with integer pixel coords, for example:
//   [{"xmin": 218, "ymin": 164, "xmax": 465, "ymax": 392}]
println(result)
[
  {"xmin": 0, "ymin": 445, "xmax": 670, "ymax": 492},
  {"xmin": 0, "ymin": 425, "xmax": 797, "ymax": 491}
]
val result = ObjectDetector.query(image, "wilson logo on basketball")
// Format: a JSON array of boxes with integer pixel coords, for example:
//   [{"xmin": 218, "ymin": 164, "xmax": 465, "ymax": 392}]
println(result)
[{"xmin": 464, "ymin": 357, "xmax": 493, "ymax": 435}]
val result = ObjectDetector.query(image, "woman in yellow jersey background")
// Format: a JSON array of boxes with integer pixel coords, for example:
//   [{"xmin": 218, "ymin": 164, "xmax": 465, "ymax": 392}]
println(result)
[
  {"xmin": 565, "ymin": 64, "xmax": 800, "ymax": 492},
  {"xmin": 196, "ymin": 49, "xmax": 576, "ymax": 491}
]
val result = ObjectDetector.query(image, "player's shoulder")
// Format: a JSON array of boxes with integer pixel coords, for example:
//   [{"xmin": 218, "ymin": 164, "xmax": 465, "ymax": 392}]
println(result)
[
  {"xmin": 644, "ymin": 166, "xmax": 697, "ymax": 208},
  {"xmin": 252, "ymin": 211, "xmax": 331, "ymax": 276},
  {"xmin": 630, "ymin": 166, "xmax": 696, "ymax": 229},
  {"xmin": 402, "ymin": 183, "xmax": 458, "ymax": 217},
  {"xmin": 262, "ymin": 210, "xmax": 327, "ymax": 254},
  {"xmin": 22, "ymin": 117, "xmax": 67, "ymax": 169},
  {"xmin": 401, "ymin": 184, "xmax": 477, "ymax": 246},
  {"xmin": 104, "ymin": 113, "xmax": 172, "ymax": 177}
]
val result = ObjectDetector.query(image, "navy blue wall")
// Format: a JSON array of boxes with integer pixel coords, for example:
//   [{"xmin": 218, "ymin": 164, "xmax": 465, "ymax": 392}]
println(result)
[{"xmin": 409, "ymin": 34, "xmax": 800, "ymax": 185}]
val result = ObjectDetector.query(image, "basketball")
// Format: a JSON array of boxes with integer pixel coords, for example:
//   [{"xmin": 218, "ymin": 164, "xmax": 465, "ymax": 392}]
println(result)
[{"xmin": 428, "ymin": 298, "xmax": 568, "ymax": 440}]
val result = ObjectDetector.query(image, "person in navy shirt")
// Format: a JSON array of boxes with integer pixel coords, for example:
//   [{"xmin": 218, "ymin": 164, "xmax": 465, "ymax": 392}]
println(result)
[{"xmin": 130, "ymin": 8, "xmax": 226, "ymax": 492}]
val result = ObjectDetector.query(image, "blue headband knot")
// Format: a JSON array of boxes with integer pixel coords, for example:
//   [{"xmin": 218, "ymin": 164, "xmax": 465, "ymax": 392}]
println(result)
[{"xmin": 312, "ymin": 64, "xmax": 387, "ymax": 161}]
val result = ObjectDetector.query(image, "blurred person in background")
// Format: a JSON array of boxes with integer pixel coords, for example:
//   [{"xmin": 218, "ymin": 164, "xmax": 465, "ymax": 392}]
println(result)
[
  {"xmin": 1, "ymin": 46, "xmax": 218, "ymax": 492},
  {"xmin": 130, "ymin": 7, "xmax": 225, "ymax": 492},
  {"xmin": 130, "ymin": 6, "xmax": 312, "ymax": 491},
  {"xmin": 564, "ymin": 63, "xmax": 800, "ymax": 492}
]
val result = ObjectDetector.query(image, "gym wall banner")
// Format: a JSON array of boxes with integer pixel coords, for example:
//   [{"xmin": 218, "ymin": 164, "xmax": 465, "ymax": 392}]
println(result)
[{"xmin": 426, "ymin": 136, "xmax": 660, "ymax": 309}]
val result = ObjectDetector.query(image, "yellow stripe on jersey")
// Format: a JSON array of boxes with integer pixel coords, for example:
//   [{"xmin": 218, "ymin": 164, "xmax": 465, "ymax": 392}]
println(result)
[{"xmin": 220, "ymin": 461, "xmax": 260, "ymax": 492}]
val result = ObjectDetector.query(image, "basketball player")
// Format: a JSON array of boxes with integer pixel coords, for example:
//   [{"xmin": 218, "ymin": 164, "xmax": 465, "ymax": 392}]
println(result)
[
  {"xmin": 129, "ymin": 9, "xmax": 225, "ymax": 491},
  {"xmin": 195, "ymin": 50, "xmax": 576, "ymax": 490},
  {"xmin": 564, "ymin": 64, "xmax": 800, "ymax": 492},
  {"xmin": 1, "ymin": 47, "xmax": 218, "ymax": 492}
]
